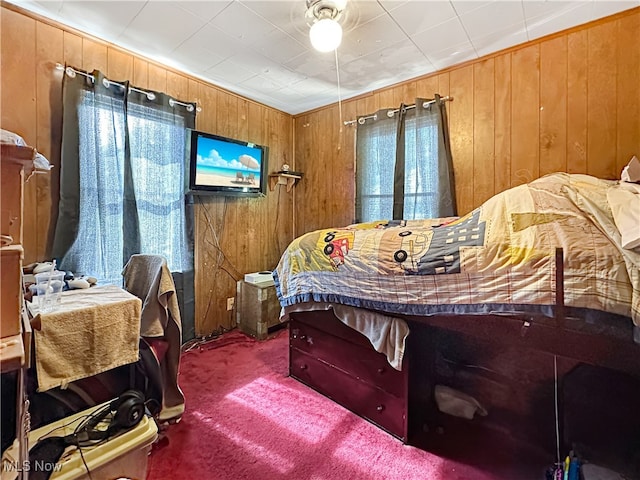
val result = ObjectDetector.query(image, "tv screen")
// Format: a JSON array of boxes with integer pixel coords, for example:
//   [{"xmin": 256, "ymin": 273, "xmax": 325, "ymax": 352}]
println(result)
[{"xmin": 186, "ymin": 129, "xmax": 268, "ymax": 197}]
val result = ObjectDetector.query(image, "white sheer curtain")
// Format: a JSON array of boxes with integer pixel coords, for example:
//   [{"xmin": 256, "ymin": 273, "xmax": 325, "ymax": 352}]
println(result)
[
  {"xmin": 58, "ymin": 85, "xmax": 128, "ymax": 285},
  {"xmin": 355, "ymin": 109, "xmax": 397, "ymax": 222},
  {"xmin": 127, "ymin": 103, "xmax": 191, "ymax": 274}
]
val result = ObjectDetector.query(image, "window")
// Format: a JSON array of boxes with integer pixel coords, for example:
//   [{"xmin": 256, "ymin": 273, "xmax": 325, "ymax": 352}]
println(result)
[
  {"xmin": 54, "ymin": 72, "xmax": 194, "ymax": 286},
  {"xmin": 355, "ymin": 97, "xmax": 456, "ymax": 223}
]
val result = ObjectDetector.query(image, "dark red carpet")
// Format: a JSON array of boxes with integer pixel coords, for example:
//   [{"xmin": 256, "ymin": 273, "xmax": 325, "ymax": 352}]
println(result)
[{"xmin": 146, "ymin": 329, "xmax": 542, "ymax": 480}]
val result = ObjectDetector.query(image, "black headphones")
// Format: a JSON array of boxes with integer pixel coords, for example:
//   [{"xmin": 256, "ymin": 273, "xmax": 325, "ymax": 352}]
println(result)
[
  {"xmin": 65, "ymin": 390, "xmax": 146, "ymax": 446},
  {"xmin": 27, "ymin": 390, "xmax": 147, "ymax": 479}
]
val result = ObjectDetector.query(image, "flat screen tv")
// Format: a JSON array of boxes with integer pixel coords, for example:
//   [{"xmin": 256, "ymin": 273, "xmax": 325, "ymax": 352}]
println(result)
[{"xmin": 186, "ymin": 129, "xmax": 268, "ymax": 197}]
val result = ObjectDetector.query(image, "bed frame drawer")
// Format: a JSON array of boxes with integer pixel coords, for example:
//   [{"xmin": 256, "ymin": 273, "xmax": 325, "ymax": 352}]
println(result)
[
  {"xmin": 290, "ymin": 348, "xmax": 407, "ymax": 440},
  {"xmin": 289, "ymin": 310, "xmax": 373, "ymax": 349},
  {"xmin": 290, "ymin": 319, "xmax": 406, "ymax": 397}
]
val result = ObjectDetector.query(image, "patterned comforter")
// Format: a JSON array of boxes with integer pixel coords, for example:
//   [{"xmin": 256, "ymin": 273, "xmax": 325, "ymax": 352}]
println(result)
[{"xmin": 274, "ymin": 173, "xmax": 640, "ymax": 327}]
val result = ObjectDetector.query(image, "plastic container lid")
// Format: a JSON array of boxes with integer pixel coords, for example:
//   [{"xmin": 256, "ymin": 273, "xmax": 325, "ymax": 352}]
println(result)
[{"xmin": 1, "ymin": 401, "xmax": 158, "ymax": 480}]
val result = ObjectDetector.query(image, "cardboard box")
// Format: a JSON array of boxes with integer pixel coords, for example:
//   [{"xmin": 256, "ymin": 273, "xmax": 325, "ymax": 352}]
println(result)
[
  {"xmin": 236, "ymin": 280, "xmax": 281, "ymax": 340},
  {"xmin": 1, "ymin": 401, "xmax": 158, "ymax": 480}
]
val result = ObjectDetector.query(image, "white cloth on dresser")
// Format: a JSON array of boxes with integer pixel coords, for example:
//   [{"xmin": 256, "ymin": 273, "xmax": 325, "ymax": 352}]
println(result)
[
  {"xmin": 281, "ymin": 302, "xmax": 409, "ymax": 371},
  {"xmin": 122, "ymin": 254, "xmax": 185, "ymax": 421}
]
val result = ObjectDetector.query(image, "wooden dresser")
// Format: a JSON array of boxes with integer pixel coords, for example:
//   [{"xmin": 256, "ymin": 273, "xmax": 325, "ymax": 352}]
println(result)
[
  {"xmin": 289, "ymin": 310, "xmax": 408, "ymax": 441},
  {"xmin": 1, "ymin": 143, "xmax": 36, "ymax": 479},
  {"xmin": 1, "ymin": 143, "xmax": 35, "ymax": 366}
]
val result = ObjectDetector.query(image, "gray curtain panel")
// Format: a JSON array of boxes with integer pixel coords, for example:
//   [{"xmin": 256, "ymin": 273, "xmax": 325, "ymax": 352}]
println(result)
[
  {"xmin": 431, "ymin": 94, "xmax": 457, "ymax": 217},
  {"xmin": 393, "ymin": 104, "xmax": 407, "ymax": 220}
]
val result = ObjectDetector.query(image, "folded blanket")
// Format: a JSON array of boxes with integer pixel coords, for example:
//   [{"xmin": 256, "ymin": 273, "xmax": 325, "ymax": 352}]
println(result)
[
  {"xmin": 122, "ymin": 255, "xmax": 185, "ymax": 421},
  {"xmin": 33, "ymin": 285, "xmax": 141, "ymax": 392}
]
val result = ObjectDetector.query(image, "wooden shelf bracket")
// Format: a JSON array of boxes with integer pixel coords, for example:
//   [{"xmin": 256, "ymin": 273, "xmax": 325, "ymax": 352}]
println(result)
[{"xmin": 268, "ymin": 173, "xmax": 302, "ymax": 192}]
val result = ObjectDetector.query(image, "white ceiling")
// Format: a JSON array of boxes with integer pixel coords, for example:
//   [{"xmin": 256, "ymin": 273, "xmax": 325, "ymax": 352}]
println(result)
[{"xmin": 9, "ymin": 0, "xmax": 640, "ymax": 115}]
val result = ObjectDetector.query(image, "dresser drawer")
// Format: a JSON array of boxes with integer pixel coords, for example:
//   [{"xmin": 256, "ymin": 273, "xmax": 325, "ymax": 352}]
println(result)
[
  {"xmin": 291, "ymin": 348, "xmax": 407, "ymax": 440},
  {"xmin": 1, "ymin": 245, "xmax": 23, "ymax": 338},
  {"xmin": 1, "ymin": 157, "xmax": 27, "ymax": 245},
  {"xmin": 290, "ymin": 319, "xmax": 406, "ymax": 397}
]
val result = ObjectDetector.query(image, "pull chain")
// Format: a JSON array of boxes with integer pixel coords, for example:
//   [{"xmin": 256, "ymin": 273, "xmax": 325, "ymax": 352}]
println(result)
[{"xmin": 334, "ymin": 48, "xmax": 343, "ymax": 134}]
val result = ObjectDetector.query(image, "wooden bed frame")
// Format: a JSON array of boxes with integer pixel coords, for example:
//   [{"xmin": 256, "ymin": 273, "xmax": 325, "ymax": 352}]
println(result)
[{"xmin": 288, "ymin": 249, "xmax": 640, "ymax": 475}]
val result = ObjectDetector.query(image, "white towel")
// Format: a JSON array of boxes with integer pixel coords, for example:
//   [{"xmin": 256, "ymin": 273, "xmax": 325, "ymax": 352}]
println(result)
[{"xmin": 33, "ymin": 285, "xmax": 141, "ymax": 392}]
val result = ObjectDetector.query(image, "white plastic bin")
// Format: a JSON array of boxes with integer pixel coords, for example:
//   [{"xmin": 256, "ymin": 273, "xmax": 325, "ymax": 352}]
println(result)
[{"xmin": 1, "ymin": 401, "xmax": 158, "ymax": 480}]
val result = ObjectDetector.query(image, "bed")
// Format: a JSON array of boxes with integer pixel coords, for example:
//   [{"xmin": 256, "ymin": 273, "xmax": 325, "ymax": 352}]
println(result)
[{"xmin": 274, "ymin": 172, "xmax": 640, "ymax": 473}]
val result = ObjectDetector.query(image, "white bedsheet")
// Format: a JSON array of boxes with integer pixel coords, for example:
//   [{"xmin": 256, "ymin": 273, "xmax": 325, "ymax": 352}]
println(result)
[{"xmin": 281, "ymin": 302, "xmax": 408, "ymax": 371}]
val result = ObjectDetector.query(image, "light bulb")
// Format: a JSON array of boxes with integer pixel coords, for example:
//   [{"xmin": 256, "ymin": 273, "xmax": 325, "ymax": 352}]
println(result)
[{"xmin": 309, "ymin": 18, "xmax": 342, "ymax": 52}]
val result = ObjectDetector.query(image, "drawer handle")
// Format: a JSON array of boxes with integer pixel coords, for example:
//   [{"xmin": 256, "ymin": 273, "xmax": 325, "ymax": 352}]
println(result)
[
  {"xmin": 293, "ymin": 333, "xmax": 312, "ymax": 345},
  {"xmin": 376, "ymin": 404, "xmax": 385, "ymax": 412},
  {"xmin": 300, "ymin": 364, "xmax": 308, "ymax": 370}
]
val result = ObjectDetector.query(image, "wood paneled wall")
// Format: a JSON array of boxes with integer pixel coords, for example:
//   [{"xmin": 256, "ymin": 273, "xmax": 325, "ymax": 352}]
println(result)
[
  {"xmin": 3, "ymin": 5, "xmax": 639, "ymax": 336},
  {"xmin": 293, "ymin": 7, "xmax": 640, "ymax": 232},
  {"xmin": 0, "ymin": 5, "xmax": 294, "ymax": 336}
]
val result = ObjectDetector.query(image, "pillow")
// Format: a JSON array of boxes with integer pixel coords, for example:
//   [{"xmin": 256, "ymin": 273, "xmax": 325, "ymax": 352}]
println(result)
[
  {"xmin": 621, "ymin": 155, "xmax": 640, "ymax": 183},
  {"xmin": 607, "ymin": 184, "xmax": 640, "ymax": 250}
]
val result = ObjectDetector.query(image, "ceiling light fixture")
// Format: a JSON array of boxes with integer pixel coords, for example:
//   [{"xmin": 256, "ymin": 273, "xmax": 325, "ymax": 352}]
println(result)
[{"xmin": 306, "ymin": 0, "xmax": 346, "ymax": 52}]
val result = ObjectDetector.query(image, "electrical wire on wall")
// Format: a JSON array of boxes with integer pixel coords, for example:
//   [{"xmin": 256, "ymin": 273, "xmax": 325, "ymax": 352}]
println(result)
[
  {"xmin": 335, "ymin": 48, "xmax": 344, "ymax": 147},
  {"xmin": 198, "ymin": 197, "xmax": 240, "ymax": 280},
  {"xmin": 271, "ymin": 177, "xmax": 283, "ymax": 257},
  {"xmin": 180, "ymin": 197, "xmax": 243, "ymax": 352}
]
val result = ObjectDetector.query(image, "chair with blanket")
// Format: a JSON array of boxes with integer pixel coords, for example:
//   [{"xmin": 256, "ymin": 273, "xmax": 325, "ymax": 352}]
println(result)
[{"xmin": 122, "ymin": 254, "xmax": 185, "ymax": 423}]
